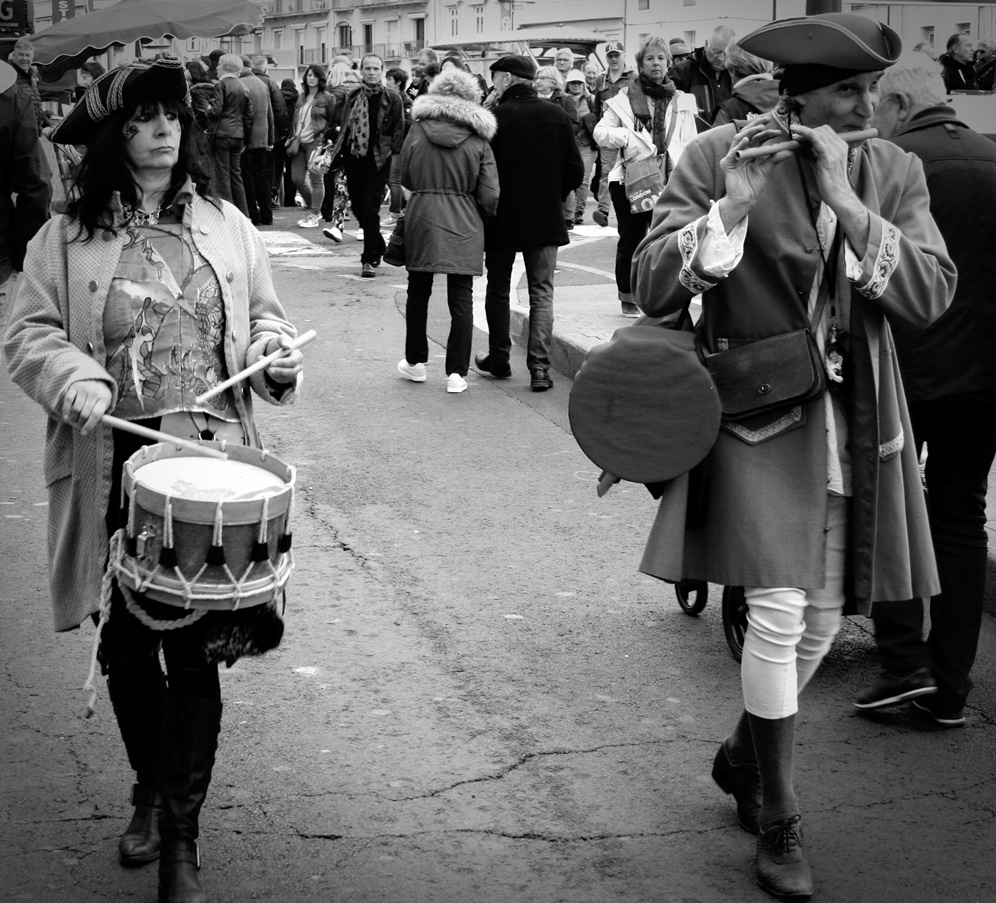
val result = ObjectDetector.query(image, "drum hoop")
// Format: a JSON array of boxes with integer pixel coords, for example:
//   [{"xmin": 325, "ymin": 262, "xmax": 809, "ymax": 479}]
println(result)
[{"xmin": 123, "ymin": 442, "xmax": 296, "ymax": 524}]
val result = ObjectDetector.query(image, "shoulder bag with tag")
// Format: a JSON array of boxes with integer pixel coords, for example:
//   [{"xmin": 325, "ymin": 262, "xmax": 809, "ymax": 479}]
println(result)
[{"xmin": 624, "ymin": 96, "xmax": 678, "ymax": 213}]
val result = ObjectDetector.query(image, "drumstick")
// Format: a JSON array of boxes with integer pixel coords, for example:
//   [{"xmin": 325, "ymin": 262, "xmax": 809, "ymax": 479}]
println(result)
[
  {"xmin": 734, "ymin": 128, "xmax": 878, "ymax": 160},
  {"xmin": 101, "ymin": 414, "xmax": 229, "ymax": 460},
  {"xmin": 194, "ymin": 329, "xmax": 317, "ymax": 404}
]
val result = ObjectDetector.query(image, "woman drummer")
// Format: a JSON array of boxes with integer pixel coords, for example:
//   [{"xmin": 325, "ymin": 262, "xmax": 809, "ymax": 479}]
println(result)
[
  {"xmin": 4, "ymin": 59, "xmax": 304, "ymax": 903},
  {"xmin": 631, "ymin": 14, "xmax": 955, "ymax": 900}
]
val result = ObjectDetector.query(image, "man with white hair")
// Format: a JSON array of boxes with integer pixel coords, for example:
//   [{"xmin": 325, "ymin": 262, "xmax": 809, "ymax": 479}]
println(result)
[
  {"xmin": 854, "ymin": 54, "xmax": 996, "ymax": 728},
  {"xmin": 554, "ymin": 47, "xmax": 574, "ymax": 78},
  {"xmin": 670, "ymin": 23, "xmax": 735, "ymax": 128}
]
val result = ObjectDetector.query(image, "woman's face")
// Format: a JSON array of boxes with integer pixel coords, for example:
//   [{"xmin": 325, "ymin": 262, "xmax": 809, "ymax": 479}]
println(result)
[
  {"xmin": 535, "ymin": 75, "xmax": 559, "ymax": 95},
  {"xmin": 79, "ymin": 70, "xmax": 94, "ymax": 88},
  {"xmin": 306, "ymin": 68, "xmax": 319, "ymax": 89},
  {"xmin": 123, "ymin": 103, "xmax": 180, "ymax": 177},
  {"xmin": 640, "ymin": 47, "xmax": 670, "ymax": 82},
  {"xmin": 797, "ymin": 71, "xmax": 881, "ymax": 134}
]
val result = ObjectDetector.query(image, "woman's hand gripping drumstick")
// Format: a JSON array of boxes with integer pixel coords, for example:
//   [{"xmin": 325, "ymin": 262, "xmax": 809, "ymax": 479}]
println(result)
[{"xmin": 195, "ymin": 329, "xmax": 316, "ymax": 405}]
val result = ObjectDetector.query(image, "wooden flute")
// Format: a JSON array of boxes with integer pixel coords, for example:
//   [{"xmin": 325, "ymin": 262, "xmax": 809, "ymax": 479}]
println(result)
[{"xmin": 734, "ymin": 128, "xmax": 878, "ymax": 160}]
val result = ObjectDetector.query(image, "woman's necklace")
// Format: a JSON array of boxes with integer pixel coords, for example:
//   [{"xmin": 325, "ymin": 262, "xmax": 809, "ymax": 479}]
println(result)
[
  {"xmin": 124, "ymin": 202, "xmax": 166, "ymax": 226},
  {"xmin": 125, "ymin": 188, "xmax": 170, "ymax": 226}
]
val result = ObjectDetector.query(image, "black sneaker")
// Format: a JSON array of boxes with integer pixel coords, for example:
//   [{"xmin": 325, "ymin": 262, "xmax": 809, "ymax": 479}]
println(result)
[
  {"xmin": 912, "ymin": 695, "xmax": 966, "ymax": 727},
  {"xmin": 592, "ymin": 208, "xmax": 609, "ymax": 227},
  {"xmin": 853, "ymin": 666, "xmax": 937, "ymax": 711}
]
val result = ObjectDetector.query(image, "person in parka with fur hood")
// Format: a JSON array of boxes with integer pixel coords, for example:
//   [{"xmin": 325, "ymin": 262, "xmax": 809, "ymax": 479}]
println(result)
[{"xmin": 397, "ymin": 69, "xmax": 500, "ymax": 393}]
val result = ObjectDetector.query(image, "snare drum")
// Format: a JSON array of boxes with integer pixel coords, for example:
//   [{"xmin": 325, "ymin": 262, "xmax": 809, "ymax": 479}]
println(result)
[{"xmin": 115, "ymin": 443, "xmax": 295, "ymax": 610}]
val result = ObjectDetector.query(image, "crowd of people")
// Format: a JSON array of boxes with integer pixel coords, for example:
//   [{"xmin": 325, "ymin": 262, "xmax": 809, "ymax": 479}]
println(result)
[{"xmin": 2, "ymin": 12, "xmax": 995, "ymax": 903}]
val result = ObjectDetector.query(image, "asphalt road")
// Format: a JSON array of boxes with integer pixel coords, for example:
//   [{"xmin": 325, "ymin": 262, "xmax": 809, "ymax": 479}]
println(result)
[{"xmin": 1, "ymin": 211, "xmax": 994, "ymax": 903}]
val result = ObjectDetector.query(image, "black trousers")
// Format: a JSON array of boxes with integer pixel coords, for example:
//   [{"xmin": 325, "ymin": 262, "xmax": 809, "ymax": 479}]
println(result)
[
  {"xmin": 242, "ymin": 147, "xmax": 273, "ymax": 225},
  {"xmin": 871, "ymin": 391, "xmax": 996, "ymax": 705},
  {"xmin": 344, "ymin": 155, "xmax": 391, "ymax": 264},
  {"xmin": 404, "ymin": 271, "xmax": 474, "ymax": 376},
  {"xmin": 608, "ymin": 181, "xmax": 652, "ymax": 297}
]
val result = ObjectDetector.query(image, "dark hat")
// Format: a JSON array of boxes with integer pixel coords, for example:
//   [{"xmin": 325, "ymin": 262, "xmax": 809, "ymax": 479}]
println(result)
[
  {"xmin": 740, "ymin": 13, "xmax": 901, "ymax": 70},
  {"xmin": 604, "ymin": 40, "xmax": 625, "ymax": 56},
  {"xmin": 208, "ymin": 48, "xmax": 225, "ymax": 62},
  {"xmin": 489, "ymin": 54, "xmax": 536, "ymax": 79},
  {"xmin": 50, "ymin": 58, "xmax": 190, "ymax": 145},
  {"xmin": 569, "ymin": 327, "xmax": 720, "ymax": 484}
]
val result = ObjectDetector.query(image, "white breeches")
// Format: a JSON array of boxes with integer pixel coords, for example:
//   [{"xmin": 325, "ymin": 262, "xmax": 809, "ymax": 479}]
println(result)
[{"xmin": 741, "ymin": 495, "xmax": 849, "ymax": 719}]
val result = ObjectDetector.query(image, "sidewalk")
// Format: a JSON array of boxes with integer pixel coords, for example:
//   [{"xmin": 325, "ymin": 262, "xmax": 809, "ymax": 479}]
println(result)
[{"xmin": 505, "ymin": 268, "xmax": 996, "ymax": 619}]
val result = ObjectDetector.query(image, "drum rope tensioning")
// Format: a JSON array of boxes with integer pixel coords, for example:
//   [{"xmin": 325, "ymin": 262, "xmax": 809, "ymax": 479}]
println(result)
[{"xmin": 82, "ymin": 440, "xmax": 296, "ymax": 717}]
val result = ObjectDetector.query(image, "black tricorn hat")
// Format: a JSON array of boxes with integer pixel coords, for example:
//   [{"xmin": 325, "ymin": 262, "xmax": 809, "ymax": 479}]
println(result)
[
  {"xmin": 50, "ymin": 58, "xmax": 190, "ymax": 145},
  {"xmin": 740, "ymin": 12, "xmax": 901, "ymax": 70}
]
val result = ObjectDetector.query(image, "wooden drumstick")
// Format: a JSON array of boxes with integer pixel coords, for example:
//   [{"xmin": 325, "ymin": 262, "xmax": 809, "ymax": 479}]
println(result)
[
  {"xmin": 101, "ymin": 415, "xmax": 229, "ymax": 460},
  {"xmin": 734, "ymin": 128, "xmax": 878, "ymax": 160},
  {"xmin": 194, "ymin": 329, "xmax": 317, "ymax": 405}
]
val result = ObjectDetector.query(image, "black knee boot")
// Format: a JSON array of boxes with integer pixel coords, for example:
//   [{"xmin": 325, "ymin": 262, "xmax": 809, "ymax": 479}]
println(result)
[
  {"xmin": 157, "ymin": 697, "xmax": 223, "ymax": 903},
  {"xmin": 107, "ymin": 659, "xmax": 166, "ymax": 864}
]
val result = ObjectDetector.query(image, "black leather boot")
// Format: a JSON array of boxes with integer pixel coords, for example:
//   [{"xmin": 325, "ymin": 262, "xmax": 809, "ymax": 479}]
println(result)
[
  {"xmin": 157, "ymin": 697, "xmax": 222, "ymax": 903},
  {"xmin": 106, "ymin": 656, "xmax": 166, "ymax": 864},
  {"xmin": 119, "ymin": 783, "xmax": 162, "ymax": 864}
]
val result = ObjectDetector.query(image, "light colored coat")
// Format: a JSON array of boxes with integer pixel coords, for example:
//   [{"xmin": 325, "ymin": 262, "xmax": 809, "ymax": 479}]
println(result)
[
  {"xmin": 400, "ymin": 92, "xmax": 499, "ymax": 276},
  {"xmin": 593, "ymin": 86, "xmax": 698, "ymax": 184},
  {"xmin": 631, "ymin": 125, "xmax": 957, "ymax": 610},
  {"xmin": 4, "ymin": 191, "xmax": 299, "ymax": 631}
]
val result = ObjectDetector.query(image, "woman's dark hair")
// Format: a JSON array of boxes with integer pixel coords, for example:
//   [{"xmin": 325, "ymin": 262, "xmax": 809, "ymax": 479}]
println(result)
[
  {"xmin": 423, "ymin": 61, "xmax": 441, "ymax": 80},
  {"xmin": 81, "ymin": 60, "xmax": 106, "ymax": 79},
  {"xmin": 301, "ymin": 64, "xmax": 327, "ymax": 95},
  {"xmin": 66, "ymin": 99, "xmax": 215, "ymax": 241},
  {"xmin": 385, "ymin": 66, "xmax": 409, "ymax": 92},
  {"xmin": 441, "ymin": 54, "xmax": 471, "ymax": 73},
  {"xmin": 185, "ymin": 59, "xmax": 209, "ymax": 84}
]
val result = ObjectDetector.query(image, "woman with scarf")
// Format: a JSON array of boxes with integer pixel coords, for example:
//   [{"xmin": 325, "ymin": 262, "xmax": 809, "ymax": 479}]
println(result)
[
  {"xmin": 287, "ymin": 64, "xmax": 331, "ymax": 228},
  {"xmin": 4, "ymin": 60, "xmax": 304, "ymax": 903},
  {"xmin": 341, "ymin": 53, "xmax": 405, "ymax": 278},
  {"xmin": 631, "ymin": 14, "xmax": 955, "ymax": 899},
  {"xmin": 318, "ymin": 62, "xmax": 360, "ymax": 243},
  {"xmin": 593, "ymin": 35, "xmax": 697, "ymax": 316}
]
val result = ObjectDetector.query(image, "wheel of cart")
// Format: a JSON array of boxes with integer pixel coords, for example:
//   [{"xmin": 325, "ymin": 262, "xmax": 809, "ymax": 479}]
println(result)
[
  {"xmin": 674, "ymin": 579, "xmax": 708, "ymax": 615},
  {"xmin": 721, "ymin": 586, "xmax": 748, "ymax": 662},
  {"xmin": 674, "ymin": 581, "xmax": 748, "ymax": 662}
]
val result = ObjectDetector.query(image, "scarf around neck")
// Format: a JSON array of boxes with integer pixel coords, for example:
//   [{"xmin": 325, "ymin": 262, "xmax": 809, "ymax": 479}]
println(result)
[
  {"xmin": 348, "ymin": 83, "xmax": 381, "ymax": 158},
  {"xmin": 629, "ymin": 74, "xmax": 676, "ymax": 155}
]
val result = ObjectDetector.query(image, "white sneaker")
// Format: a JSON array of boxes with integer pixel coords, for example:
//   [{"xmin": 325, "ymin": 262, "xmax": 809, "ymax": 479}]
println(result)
[
  {"xmin": 446, "ymin": 373, "xmax": 468, "ymax": 394},
  {"xmin": 322, "ymin": 224, "xmax": 343, "ymax": 242},
  {"xmin": 355, "ymin": 228, "xmax": 364, "ymax": 241},
  {"xmin": 297, "ymin": 213, "xmax": 321, "ymax": 228},
  {"xmin": 398, "ymin": 360, "xmax": 426, "ymax": 382}
]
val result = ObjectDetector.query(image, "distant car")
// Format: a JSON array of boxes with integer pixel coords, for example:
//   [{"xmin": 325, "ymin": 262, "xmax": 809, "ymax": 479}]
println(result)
[{"xmin": 429, "ymin": 26, "xmax": 608, "ymax": 79}]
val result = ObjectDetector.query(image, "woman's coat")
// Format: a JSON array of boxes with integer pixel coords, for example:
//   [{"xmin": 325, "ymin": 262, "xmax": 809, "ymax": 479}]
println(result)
[
  {"xmin": 400, "ymin": 92, "xmax": 499, "ymax": 276},
  {"xmin": 592, "ymin": 85, "xmax": 699, "ymax": 184},
  {"xmin": 631, "ymin": 123, "xmax": 957, "ymax": 610},
  {"xmin": 4, "ymin": 191, "xmax": 299, "ymax": 631}
]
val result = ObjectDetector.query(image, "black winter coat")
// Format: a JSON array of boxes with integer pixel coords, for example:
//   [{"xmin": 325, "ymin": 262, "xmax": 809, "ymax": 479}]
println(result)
[
  {"xmin": 670, "ymin": 47, "xmax": 733, "ymax": 128},
  {"xmin": 886, "ymin": 105, "xmax": 996, "ymax": 399},
  {"xmin": 486, "ymin": 83, "xmax": 584, "ymax": 250}
]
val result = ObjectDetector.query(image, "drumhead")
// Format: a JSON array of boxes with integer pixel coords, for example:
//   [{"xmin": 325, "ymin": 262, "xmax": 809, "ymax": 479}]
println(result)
[{"xmin": 134, "ymin": 458, "xmax": 286, "ymax": 501}]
